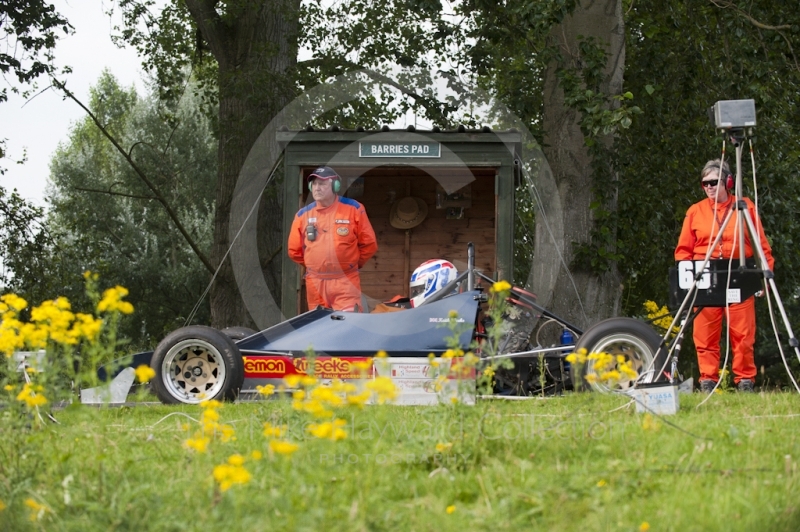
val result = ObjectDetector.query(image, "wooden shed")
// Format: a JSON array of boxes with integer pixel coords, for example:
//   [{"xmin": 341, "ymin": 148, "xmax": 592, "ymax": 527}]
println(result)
[{"xmin": 278, "ymin": 128, "xmax": 521, "ymax": 317}]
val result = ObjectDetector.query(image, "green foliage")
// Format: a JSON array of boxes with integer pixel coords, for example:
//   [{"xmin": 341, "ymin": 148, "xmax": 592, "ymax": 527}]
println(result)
[
  {"xmin": 38, "ymin": 71, "xmax": 217, "ymax": 346},
  {"xmin": 614, "ymin": 1, "xmax": 800, "ymax": 375},
  {"xmin": 0, "ymin": 186, "xmax": 52, "ymax": 294},
  {"xmin": 0, "ymin": 0, "xmax": 71, "ymax": 98}
]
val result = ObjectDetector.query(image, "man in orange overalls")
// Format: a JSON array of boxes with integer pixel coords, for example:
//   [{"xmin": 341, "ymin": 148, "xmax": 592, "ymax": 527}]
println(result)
[
  {"xmin": 675, "ymin": 159, "xmax": 773, "ymax": 393},
  {"xmin": 288, "ymin": 166, "xmax": 378, "ymax": 312}
]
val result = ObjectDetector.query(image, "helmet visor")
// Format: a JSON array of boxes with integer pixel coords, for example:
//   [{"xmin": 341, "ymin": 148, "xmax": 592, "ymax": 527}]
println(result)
[{"xmin": 409, "ymin": 284, "xmax": 426, "ymax": 299}]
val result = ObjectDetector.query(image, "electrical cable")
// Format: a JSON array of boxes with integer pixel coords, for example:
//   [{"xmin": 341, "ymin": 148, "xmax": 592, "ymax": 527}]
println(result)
[
  {"xmin": 744, "ymin": 140, "xmax": 800, "ymax": 378},
  {"xmin": 183, "ymin": 154, "xmax": 285, "ymax": 326},
  {"xmin": 696, "ymin": 147, "xmax": 740, "ymax": 406},
  {"xmin": 764, "ymin": 285, "xmax": 800, "ymax": 393},
  {"xmin": 517, "ymin": 159, "xmax": 589, "ymax": 326}
]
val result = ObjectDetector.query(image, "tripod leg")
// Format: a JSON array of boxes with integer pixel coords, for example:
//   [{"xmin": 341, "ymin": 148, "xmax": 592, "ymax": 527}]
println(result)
[{"xmin": 741, "ymin": 209, "xmax": 800, "ymax": 362}]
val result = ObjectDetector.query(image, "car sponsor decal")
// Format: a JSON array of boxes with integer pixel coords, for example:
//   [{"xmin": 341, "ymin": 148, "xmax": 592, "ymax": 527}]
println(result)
[
  {"xmin": 391, "ymin": 364, "xmax": 431, "ymax": 378},
  {"xmin": 293, "ymin": 357, "xmax": 371, "ymax": 379},
  {"xmin": 243, "ymin": 356, "xmax": 372, "ymax": 379},
  {"xmin": 242, "ymin": 356, "xmax": 289, "ymax": 377}
]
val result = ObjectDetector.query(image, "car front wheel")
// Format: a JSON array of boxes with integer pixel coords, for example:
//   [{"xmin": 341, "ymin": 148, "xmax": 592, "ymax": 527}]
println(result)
[{"xmin": 150, "ymin": 326, "xmax": 244, "ymax": 404}]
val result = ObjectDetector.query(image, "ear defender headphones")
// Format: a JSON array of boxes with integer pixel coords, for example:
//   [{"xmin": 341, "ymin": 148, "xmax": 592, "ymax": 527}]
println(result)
[
  {"xmin": 308, "ymin": 178, "xmax": 341, "ymax": 193},
  {"xmin": 702, "ymin": 164, "xmax": 734, "ymax": 190}
]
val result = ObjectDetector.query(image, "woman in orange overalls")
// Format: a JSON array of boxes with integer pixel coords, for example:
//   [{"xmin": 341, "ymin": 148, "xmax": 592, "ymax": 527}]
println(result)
[{"xmin": 674, "ymin": 159, "xmax": 773, "ymax": 393}]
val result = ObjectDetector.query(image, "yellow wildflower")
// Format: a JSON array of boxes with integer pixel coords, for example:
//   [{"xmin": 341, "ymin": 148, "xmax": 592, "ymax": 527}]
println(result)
[
  {"xmin": 446, "ymin": 505, "xmax": 456, "ymax": 514},
  {"xmin": 307, "ymin": 418, "xmax": 347, "ymax": 441},
  {"xmin": 212, "ymin": 460, "xmax": 251, "ymax": 491},
  {"xmin": 596, "ymin": 479, "xmax": 607, "ymax": 487},
  {"xmin": 263, "ymin": 422, "xmax": 287, "ymax": 439},
  {"xmin": 256, "ymin": 384, "xmax": 275, "ymax": 396},
  {"xmin": 492, "ymin": 280, "xmax": 512, "ymax": 293},
  {"xmin": 599, "ymin": 370, "xmax": 621, "ymax": 382},
  {"xmin": 1, "ymin": 294, "xmax": 28, "ymax": 312},
  {"xmin": 183, "ymin": 436, "xmax": 210, "ymax": 453},
  {"xmin": 309, "ymin": 385, "xmax": 343, "ymax": 407},
  {"xmin": 620, "ymin": 362, "xmax": 639, "ymax": 380},
  {"xmin": 352, "ymin": 359, "xmax": 373, "ymax": 371},
  {"xmin": 0, "ymin": 499, "xmax": 6, "ymax": 511},
  {"xmin": 366, "ymin": 376, "xmax": 399, "ymax": 404},
  {"xmin": 16, "ymin": 382, "xmax": 47, "ymax": 408},
  {"xmin": 30, "ymin": 298, "xmax": 77, "ymax": 345},
  {"xmin": 435, "ymin": 442, "xmax": 453, "ymax": 453},
  {"xmin": 3, "ymin": 384, "xmax": 14, "ymax": 392},
  {"xmin": 251, "ymin": 450, "xmax": 263, "ymax": 460},
  {"xmin": 219, "ymin": 424, "xmax": 236, "ymax": 442},
  {"xmin": 284, "ymin": 374, "xmax": 302, "ymax": 388},
  {"xmin": 97, "ymin": 286, "xmax": 134, "ymax": 314},
  {"xmin": 227, "ymin": 454, "xmax": 245, "ymax": 467},
  {"xmin": 134, "ymin": 365, "xmax": 156, "ymax": 383},
  {"xmin": 24, "ymin": 498, "xmax": 49, "ymax": 521},
  {"xmin": 448, "ymin": 310, "xmax": 459, "ymax": 319},
  {"xmin": 269, "ymin": 439, "xmax": 299, "ymax": 456},
  {"xmin": 69, "ymin": 313, "xmax": 103, "ymax": 342},
  {"xmin": 346, "ymin": 390, "xmax": 371, "ymax": 407},
  {"xmin": 639, "ymin": 523, "xmax": 651, "ymax": 532},
  {"xmin": 200, "ymin": 399, "xmax": 223, "ymax": 410},
  {"xmin": 201, "ymin": 408, "xmax": 220, "ymax": 424},
  {"xmin": 483, "ymin": 366, "xmax": 495, "ymax": 378},
  {"xmin": 642, "ymin": 414, "xmax": 661, "ymax": 432}
]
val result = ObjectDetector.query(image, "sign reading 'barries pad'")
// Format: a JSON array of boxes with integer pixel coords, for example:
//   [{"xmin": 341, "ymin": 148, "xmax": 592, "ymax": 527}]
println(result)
[{"xmin": 359, "ymin": 141, "xmax": 441, "ymax": 158}]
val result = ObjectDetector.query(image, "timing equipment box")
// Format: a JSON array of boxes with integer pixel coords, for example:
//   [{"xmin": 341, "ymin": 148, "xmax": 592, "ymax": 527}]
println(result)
[{"xmin": 710, "ymin": 99, "xmax": 756, "ymax": 129}]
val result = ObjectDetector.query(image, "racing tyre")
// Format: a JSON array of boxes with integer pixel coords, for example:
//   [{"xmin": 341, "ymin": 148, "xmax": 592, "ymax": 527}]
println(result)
[
  {"xmin": 150, "ymin": 325, "xmax": 245, "ymax": 404},
  {"xmin": 572, "ymin": 318, "xmax": 665, "ymax": 393},
  {"xmin": 220, "ymin": 326, "xmax": 257, "ymax": 341}
]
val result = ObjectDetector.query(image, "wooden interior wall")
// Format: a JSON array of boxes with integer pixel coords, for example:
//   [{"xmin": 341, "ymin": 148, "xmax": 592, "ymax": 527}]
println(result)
[{"xmin": 300, "ymin": 166, "xmax": 497, "ymax": 311}]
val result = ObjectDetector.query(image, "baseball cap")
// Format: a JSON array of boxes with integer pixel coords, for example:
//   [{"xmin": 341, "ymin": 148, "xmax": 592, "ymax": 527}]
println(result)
[{"xmin": 307, "ymin": 166, "xmax": 339, "ymax": 182}]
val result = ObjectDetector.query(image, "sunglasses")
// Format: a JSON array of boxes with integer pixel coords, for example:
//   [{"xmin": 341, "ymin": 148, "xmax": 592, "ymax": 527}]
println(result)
[{"xmin": 701, "ymin": 179, "xmax": 720, "ymax": 188}]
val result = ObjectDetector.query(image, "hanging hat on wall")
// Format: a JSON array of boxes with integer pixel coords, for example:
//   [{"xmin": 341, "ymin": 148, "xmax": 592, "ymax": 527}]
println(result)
[{"xmin": 389, "ymin": 196, "xmax": 428, "ymax": 229}]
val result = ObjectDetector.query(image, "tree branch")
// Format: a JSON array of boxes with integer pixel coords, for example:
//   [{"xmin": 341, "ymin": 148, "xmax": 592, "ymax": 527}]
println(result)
[
  {"xmin": 184, "ymin": 0, "xmax": 230, "ymax": 69},
  {"xmin": 52, "ymin": 78, "xmax": 216, "ymax": 275},
  {"xmin": 708, "ymin": 0, "xmax": 799, "ymax": 72},
  {"xmin": 709, "ymin": 0, "xmax": 792, "ymax": 31},
  {"xmin": 298, "ymin": 58, "xmax": 453, "ymax": 126},
  {"xmin": 72, "ymin": 185, "xmax": 157, "ymax": 201},
  {"xmin": 260, "ymin": 245, "xmax": 283, "ymax": 269}
]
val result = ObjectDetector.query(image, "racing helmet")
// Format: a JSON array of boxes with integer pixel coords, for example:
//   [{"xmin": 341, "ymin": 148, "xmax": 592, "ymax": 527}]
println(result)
[{"xmin": 409, "ymin": 259, "xmax": 458, "ymax": 308}]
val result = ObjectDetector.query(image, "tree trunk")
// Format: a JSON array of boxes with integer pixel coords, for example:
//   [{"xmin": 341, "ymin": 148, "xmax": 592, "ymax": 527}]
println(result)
[
  {"xmin": 535, "ymin": 0, "xmax": 625, "ymax": 331},
  {"xmin": 186, "ymin": 0, "xmax": 300, "ymax": 329}
]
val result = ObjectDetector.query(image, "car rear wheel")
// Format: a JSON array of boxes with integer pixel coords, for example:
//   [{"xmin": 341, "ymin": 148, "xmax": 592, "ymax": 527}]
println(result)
[
  {"xmin": 150, "ymin": 326, "xmax": 244, "ymax": 404},
  {"xmin": 572, "ymin": 318, "xmax": 665, "ymax": 393}
]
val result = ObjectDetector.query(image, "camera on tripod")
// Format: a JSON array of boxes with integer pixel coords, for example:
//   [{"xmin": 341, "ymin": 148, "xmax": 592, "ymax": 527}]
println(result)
[{"xmin": 708, "ymin": 99, "xmax": 756, "ymax": 130}]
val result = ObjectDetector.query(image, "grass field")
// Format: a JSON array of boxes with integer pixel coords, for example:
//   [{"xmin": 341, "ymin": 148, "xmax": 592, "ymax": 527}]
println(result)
[{"xmin": 1, "ymin": 391, "xmax": 799, "ymax": 531}]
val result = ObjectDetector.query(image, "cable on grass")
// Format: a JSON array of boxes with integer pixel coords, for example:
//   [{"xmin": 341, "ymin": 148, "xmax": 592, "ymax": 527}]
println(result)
[{"xmin": 620, "ymin": 391, "xmax": 712, "ymax": 441}]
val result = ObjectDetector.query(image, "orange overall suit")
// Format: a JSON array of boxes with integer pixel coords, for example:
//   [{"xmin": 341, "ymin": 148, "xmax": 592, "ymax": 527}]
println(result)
[
  {"xmin": 675, "ymin": 195, "xmax": 773, "ymax": 384},
  {"xmin": 288, "ymin": 196, "xmax": 378, "ymax": 311}
]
